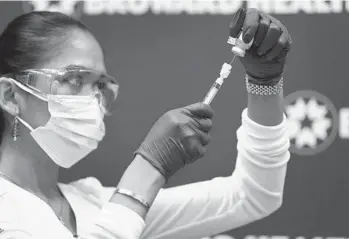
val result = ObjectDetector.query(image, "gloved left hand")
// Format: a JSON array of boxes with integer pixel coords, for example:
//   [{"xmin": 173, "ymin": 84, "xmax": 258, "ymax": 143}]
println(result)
[
  {"xmin": 134, "ymin": 102, "xmax": 213, "ymax": 181},
  {"xmin": 229, "ymin": 8, "xmax": 292, "ymax": 84}
]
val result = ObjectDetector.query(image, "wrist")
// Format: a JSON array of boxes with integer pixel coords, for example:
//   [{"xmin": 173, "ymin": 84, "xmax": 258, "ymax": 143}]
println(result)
[
  {"xmin": 109, "ymin": 155, "xmax": 166, "ymax": 219},
  {"xmin": 117, "ymin": 154, "xmax": 166, "ymax": 204},
  {"xmin": 247, "ymin": 91, "xmax": 284, "ymax": 126},
  {"xmin": 132, "ymin": 154, "xmax": 166, "ymax": 189},
  {"xmin": 246, "ymin": 73, "xmax": 282, "ymax": 85}
]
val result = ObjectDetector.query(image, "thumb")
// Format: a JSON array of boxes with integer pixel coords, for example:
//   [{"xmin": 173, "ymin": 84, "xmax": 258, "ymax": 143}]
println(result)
[{"xmin": 184, "ymin": 102, "xmax": 214, "ymax": 119}]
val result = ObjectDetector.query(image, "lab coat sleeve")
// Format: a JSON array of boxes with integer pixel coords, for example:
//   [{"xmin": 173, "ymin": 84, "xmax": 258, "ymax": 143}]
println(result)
[
  {"xmin": 138, "ymin": 108, "xmax": 290, "ymax": 239},
  {"xmin": 0, "ymin": 206, "xmax": 145, "ymax": 239},
  {"xmin": 90, "ymin": 203, "xmax": 146, "ymax": 239},
  {"xmin": 68, "ymin": 178, "xmax": 147, "ymax": 239},
  {"xmin": 0, "ymin": 194, "xmax": 145, "ymax": 239}
]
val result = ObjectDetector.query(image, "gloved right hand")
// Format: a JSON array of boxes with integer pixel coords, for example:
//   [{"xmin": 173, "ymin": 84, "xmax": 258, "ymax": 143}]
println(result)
[
  {"xmin": 134, "ymin": 102, "xmax": 214, "ymax": 181},
  {"xmin": 229, "ymin": 8, "xmax": 292, "ymax": 84}
]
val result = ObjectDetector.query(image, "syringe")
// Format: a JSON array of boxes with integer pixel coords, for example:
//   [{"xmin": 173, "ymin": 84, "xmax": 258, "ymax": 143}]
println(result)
[
  {"xmin": 202, "ymin": 57, "xmax": 235, "ymax": 105},
  {"xmin": 202, "ymin": 33, "xmax": 253, "ymax": 105}
]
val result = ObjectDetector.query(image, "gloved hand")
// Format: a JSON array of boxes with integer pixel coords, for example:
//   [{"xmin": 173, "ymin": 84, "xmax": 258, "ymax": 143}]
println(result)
[
  {"xmin": 229, "ymin": 8, "xmax": 292, "ymax": 85},
  {"xmin": 134, "ymin": 102, "xmax": 213, "ymax": 181}
]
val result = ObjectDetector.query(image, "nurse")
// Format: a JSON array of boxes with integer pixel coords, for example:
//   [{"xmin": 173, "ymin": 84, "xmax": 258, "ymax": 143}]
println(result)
[{"xmin": 0, "ymin": 8, "xmax": 291, "ymax": 239}]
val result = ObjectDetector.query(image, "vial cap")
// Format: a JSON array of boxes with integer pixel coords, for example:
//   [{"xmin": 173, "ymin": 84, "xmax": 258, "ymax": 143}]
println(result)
[{"xmin": 231, "ymin": 46, "xmax": 245, "ymax": 57}]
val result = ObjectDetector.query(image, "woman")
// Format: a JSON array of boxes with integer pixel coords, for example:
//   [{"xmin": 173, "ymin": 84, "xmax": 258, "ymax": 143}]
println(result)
[{"xmin": 0, "ymin": 7, "xmax": 291, "ymax": 239}]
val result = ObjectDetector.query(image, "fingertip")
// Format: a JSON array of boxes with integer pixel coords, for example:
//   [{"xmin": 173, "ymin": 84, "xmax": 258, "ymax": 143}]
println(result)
[
  {"xmin": 256, "ymin": 23, "xmax": 282, "ymax": 56},
  {"xmin": 257, "ymin": 48, "xmax": 264, "ymax": 56},
  {"xmin": 266, "ymin": 32, "xmax": 288, "ymax": 60},
  {"xmin": 241, "ymin": 10, "xmax": 260, "ymax": 43},
  {"xmin": 199, "ymin": 145, "xmax": 207, "ymax": 157},
  {"xmin": 234, "ymin": 7, "xmax": 246, "ymax": 20},
  {"xmin": 279, "ymin": 48, "xmax": 290, "ymax": 60},
  {"xmin": 253, "ymin": 15, "xmax": 270, "ymax": 48},
  {"xmin": 207, "ymin": 133, "xmax": 212, "ymax": 143},
  {"xmin": 266, "ymin": 53, "xmax": 277, "ymax": 61},
  {"xmin": 242, "ymin": 29, "xmax": 253, "ymax": 44},
  {"xmin": 229, "ymin": 8, "xmax": 246, "ymax": 38}
]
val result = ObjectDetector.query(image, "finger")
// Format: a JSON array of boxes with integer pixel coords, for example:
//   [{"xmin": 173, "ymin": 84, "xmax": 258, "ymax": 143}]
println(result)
[
  {"xmin": 265, "ymin": 32, "xmax": 288, "ymax": 60},
  {"xmin": 229, "ymin": 8, "xmax": 246, "ymax": 38},
  {"xmin": 184, "ymin": 123, "xmax": 211, "ymax": 146},
  {"xmin": 184, "ymin": 102, "xmax": 214, "ymax": 119},
  {"xmin": 264, "ymin": 13, "xmax": 282, "ymax": 27},
  {"xmin": 253, "ymin": 14, "xmax": 270, "ymax": 48},
  {"xmin": 197, "ymin": 130, "xmax": 211, "ymax": 146},
  {"xmin": 242, "ymin": 8, "xmax": 260, "ymax": 43},
  {"xmin": 278, "ymin": 47, "xmax": 290, "ymax": 60},
  {"xmin": 180, "ymin": 124, "xmax": 198, "ymax": 147},
  {"xmin": 196, "ymin": 145, "xmax": 207, "ymax": 159},
  {"xmin": 186, "ymin": 116, "xmax": 213, "ymax": 133},
  {"xmin": 182, "ymin": 132, "xmax": 207, "ymax": 163},
  {"xmin": 257, "ymin": 22, "xmax": 282, "ymax": 56},
  {"xmin": 188, "ymin": 144, "xmax": 207, "ymax": 163},
  {"xmin": 196, "ymin": 118, "xmax": 212, "ymax": 132}
]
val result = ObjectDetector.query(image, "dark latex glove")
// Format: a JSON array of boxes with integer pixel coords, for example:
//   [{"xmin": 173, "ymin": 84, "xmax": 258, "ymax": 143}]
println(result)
[
  {"xmin": 229, "ymin": 8, "xmax": 292, "ymax": 85},
  {"xmin": 134, "ymin": 102, "xmax": 213, "ymax": 181}
]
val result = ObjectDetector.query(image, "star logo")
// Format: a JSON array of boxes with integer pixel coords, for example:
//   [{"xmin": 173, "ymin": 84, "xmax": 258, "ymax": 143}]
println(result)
[{"xmin": 284, "ymin": 90, "xmax": 338, "ymax": 156}]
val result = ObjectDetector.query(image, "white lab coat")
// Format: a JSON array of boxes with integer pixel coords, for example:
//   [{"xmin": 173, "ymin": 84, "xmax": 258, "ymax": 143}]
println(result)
[{"xmin": 0, "ymin": 109, "xmax": 290, "ymax": 239}]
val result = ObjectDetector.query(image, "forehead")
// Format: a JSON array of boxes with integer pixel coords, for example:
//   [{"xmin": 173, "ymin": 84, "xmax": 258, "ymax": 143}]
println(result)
[{"xmin": 41, "ymin": 30, "xmax": 106, "ymax": 73}]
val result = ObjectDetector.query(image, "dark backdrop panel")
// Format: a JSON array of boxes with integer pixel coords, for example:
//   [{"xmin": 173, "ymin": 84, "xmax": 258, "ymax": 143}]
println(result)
[{"xmin": 0, "ymin": 1, "xmax": 348, "ymax": 238}]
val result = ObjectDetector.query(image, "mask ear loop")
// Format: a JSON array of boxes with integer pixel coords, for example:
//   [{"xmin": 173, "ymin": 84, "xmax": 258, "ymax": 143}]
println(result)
[
  {"xmin": 6, "ymin": 78, "xmax": 47, "ymax": 133},
  {"xmin": 16, "ymin": 116, "xmax": 34, "ymax": 132},
  {"xmin": 9, "ymin": 78, "xmax": 48, "ymax": 102}
]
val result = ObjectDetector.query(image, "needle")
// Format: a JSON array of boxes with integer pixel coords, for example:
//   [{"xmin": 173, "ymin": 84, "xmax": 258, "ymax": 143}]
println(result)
[{"xmin": 229, "ymin": 54, "xmax": 237, "ymax": 65}]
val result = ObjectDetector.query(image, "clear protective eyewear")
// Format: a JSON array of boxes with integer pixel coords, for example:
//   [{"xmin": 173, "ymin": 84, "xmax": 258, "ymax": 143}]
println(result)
[{"xmin": 5, "ymin": 67, "xmax": 119, "ymax": 114}]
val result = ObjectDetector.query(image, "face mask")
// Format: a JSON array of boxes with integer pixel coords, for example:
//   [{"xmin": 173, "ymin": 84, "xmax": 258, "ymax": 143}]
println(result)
[{"xmin": 13, "ymin": 80, "xmax": 106, "ymax": 168}]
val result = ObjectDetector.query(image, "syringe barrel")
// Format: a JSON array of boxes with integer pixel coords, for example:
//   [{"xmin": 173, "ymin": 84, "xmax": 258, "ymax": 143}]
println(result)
[{"xmin": 203, "ymin": 80, "xmax": 223, "ymax": 105}]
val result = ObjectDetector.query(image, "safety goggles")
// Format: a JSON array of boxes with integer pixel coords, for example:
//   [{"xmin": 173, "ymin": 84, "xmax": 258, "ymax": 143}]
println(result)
[{"xmin": 4, "ymin": 67, "xmax": 119, "ymax": 113}]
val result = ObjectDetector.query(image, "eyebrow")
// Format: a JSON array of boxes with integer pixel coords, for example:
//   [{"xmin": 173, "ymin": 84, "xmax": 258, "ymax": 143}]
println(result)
[
  {"xmin": 65, "ymin": 64, "xmax": 89, "ymax": 70},
  {"xmin": 64, "ymin": 64, "xmax": 108, "ymax": 74}
]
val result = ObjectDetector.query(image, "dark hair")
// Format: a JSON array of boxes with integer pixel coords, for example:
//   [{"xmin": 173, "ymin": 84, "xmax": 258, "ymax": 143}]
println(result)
[{"xmin": 0, "ymin": 11, "xmax": 91, "ymax": 142}]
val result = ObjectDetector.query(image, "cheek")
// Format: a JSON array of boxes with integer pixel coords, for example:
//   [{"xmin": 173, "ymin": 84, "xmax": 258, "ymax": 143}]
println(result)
[
  {"xmin": 22, "ymin": 95, "xmax": 51, "ymax": 128},
  {"xmin": 50, "ymin": 81, "xmax": 74, "ymax": 95}
]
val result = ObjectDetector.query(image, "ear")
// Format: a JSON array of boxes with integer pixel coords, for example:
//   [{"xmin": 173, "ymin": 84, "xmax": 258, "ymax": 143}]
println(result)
[{"xmin": 0, "ymin": 77, "xmax": 20, "ymax": 117}]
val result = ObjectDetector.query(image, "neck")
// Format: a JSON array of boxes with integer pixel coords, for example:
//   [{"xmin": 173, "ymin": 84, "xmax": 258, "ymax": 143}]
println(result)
[{"xmin": 0, "ymin": 130, "xmax": 60, "ymax": 199}]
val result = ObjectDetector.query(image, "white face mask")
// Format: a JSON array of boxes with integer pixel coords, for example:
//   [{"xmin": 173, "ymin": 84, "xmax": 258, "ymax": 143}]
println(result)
[{"xmin": 12, "ymin": 80, "xmax": 106, "ymax": 168}]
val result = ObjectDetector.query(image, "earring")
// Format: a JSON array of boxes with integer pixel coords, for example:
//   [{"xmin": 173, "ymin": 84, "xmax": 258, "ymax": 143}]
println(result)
[{"xmin": 12, "ymin": 116, "xmax": 20, "ymax": 141}]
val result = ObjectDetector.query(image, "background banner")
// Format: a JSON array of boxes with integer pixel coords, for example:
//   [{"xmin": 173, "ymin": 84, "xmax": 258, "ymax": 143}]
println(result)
[{"xmin": 0, "ymin": 1, "xmax": 348, "ymax": 238}]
